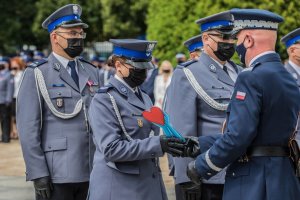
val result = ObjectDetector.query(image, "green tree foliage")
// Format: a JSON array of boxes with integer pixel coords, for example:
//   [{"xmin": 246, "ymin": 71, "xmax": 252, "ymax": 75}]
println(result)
[
  {"xmin": 147, "ymin": 0, "xmax": 300, "ymax": 64},
  {"xmin": 100, "ymin": 0, "xmax": 148, "ymax": 40},
  {"xmin": 0, "ymin": 0, "xmax": 37, "ymax": 54}
]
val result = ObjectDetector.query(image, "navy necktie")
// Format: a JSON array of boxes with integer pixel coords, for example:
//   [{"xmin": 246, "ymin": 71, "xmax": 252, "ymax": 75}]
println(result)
[
  {"xmin": 223, "ymin": 65, "xmax": 229, "ymax": 75},
  {"xmin": 135, "ymin": 90, "xmax": 143, "ymax": 102},
  {"xmin": 68, "ymin": 61, "xmax": 79, "ymax": 86}
]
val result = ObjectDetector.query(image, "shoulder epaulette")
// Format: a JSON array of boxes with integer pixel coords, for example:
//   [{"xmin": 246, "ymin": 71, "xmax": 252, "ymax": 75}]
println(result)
[
  {"xmin": 28, "ymin": 59, "xmax": 48, "ymax": 68},
  {"xmin": 78, "ymin": 57, "xmax": 97, "ymax": 68},
  {"xmin": 97, "ymin": 83, "xmax": 114, "ymax": 93},
  {"xmin": 178, "ymin": 59, "xmax": 198, "ymax": 69}
]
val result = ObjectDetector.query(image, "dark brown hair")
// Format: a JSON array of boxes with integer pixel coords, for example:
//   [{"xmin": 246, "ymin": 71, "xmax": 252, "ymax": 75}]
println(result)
[
  {"xmin": 10, "ymin": 56, "xmax": 26, "ymax": 70},
  {"xmin": 109, "ymin": 55, "xmax": 127, "ymax": 68}
]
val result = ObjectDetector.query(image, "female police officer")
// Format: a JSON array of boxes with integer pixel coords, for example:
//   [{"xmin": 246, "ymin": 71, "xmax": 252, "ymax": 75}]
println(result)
[{"xmin": 88, "ymin": 39, "xmax": 184, "ymax": 200}]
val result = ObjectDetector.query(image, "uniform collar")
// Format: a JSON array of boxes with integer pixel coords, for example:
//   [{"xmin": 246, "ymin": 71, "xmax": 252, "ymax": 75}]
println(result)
[
  {"xmin": 110, "ymin": 76, "xmax": 146, "ymax": 110},
  {"xmin": 114, "ymin": 74, "xmax": 137, "ymax": 93},
  {"xmin": 288, "ymin": 60, "xmax": 300, "ymax": 76},
  {"xmin": 52, "ymin": 52, "xmax": 75, "ymax": 69},
  {"xmin": 249, "ymin": 51, "xmax": 275, "ymax": 67}
]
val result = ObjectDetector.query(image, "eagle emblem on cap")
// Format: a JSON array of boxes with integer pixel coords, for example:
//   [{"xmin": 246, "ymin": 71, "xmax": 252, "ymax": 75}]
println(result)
[
  {"xmin": 146, "ymin": 43, "xmax": 155, "ymax": 53},
  {"xmin": 73, "ymin": 5, "xmax": 79, "ymax": 14}
]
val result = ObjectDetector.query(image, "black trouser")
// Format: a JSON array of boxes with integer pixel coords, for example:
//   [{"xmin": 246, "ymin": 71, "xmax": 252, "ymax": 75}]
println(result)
[
  {"xmin": 175, "ymin": 182, "xmax": 224, "ymax": 200},
  {"xmin": 36, "ymin": 182, "xmax": 89, "ymax": 200},
  {"xmin": 0, "ymin": 104, "xmax": 11, "ymax": 143}
]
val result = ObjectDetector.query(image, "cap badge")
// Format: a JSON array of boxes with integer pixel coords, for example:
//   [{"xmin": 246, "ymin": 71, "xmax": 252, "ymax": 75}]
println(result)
[
  {"xmin": 146, "ymin": 43, "xmax": 155, "ymax": 53},
  {"xmin": 73, "ymin": 5, "xmax": 79, "ymax": 15}
]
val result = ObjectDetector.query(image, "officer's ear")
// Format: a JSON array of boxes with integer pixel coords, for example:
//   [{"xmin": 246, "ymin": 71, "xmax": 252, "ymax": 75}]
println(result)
[
  {"xmin": 244, "ymin": 34, "xmax": 254, "ymax": 49},
  {"xmin": 50, "ymin": 32, "xmax": 58, "ymax": 44},
  {"xmin": 115, "ymin": 60, "xmax": 122, "ymax": 71},
  {"xmin": 202, "ymin": 33, "xmax": 209, "ymax": 43}
]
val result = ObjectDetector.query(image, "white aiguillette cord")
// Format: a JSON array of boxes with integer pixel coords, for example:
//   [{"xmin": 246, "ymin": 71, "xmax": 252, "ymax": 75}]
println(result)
[{"xmin": 34, "ymin": 67, "xmax": 83, "ymax": 119}]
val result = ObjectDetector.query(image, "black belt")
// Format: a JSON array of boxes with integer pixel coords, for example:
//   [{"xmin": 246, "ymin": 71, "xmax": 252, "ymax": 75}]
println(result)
[{"xmin": 247, "ymin": 146, "xmax": 290, "ymax": 157}]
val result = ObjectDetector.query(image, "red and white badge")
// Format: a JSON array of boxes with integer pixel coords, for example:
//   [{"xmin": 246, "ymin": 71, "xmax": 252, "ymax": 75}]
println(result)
[{"xmin": 236, "ymin": 91, "xmax": 246, "ymax": 100}]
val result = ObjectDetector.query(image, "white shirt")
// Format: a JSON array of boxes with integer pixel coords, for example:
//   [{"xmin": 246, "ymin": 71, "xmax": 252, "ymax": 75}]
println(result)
[
  {"xmin": 52, "ymin": 52, "xmax": 78, "ymax": 74},
  {"xmin": 249, "ymin": 51, "xmax": 275, "ymax": 67},
  {"xmin": 210, "ymin": 56, "xmax": 238, "ymax": 82},
  {"xmin": 154, "ymin": 74, "xmax": 172, "ymax": 109},
  {"xmin": 288, "ymin": 60, "xmax": 300, "ymax": 76},
  {"xmin": 114, "ymin": 74, "xmax": 137, "ymax": 93}
]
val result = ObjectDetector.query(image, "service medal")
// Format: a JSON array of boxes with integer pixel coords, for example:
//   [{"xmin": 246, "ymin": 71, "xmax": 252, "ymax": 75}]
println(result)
[
  {"xmin": 137, "ymin": 118, "xmax": 143, "ymax": 127},
  {"xmin": 56, "ymin": 98, "xmax": 64, "ymax": 108}
]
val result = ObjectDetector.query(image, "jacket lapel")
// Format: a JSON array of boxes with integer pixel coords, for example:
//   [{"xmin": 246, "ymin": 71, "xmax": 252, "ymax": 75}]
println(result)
[
  {"xmin": 49, "ymin": 53, "xmax": 79, "ymax": 92},
  {"xmin": 200, "ymin": 53, "xmax": 234, "ymax": 86},
  {"xmin": 77, "ymin": 60, "xmax": 90, "ymax": 93},
  {"xmin": 110, "ymin": 77, "xmax": 146, "ymax": 110},
  {"xmin": 285, "ymin": 62, "xmax": 300, "ymax": 86}
]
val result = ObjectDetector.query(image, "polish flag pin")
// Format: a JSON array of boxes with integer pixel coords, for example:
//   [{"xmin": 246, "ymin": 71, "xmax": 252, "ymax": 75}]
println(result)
[{"xmin": 236, "ymin": 91, "xmax": 246, "ymax": 100}]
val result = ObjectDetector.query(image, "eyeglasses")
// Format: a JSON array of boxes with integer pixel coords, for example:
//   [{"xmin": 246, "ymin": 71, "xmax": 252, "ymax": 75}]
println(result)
[{"xmin": 55, "ymin": 31, "xmax": 86, "ymax": 39}]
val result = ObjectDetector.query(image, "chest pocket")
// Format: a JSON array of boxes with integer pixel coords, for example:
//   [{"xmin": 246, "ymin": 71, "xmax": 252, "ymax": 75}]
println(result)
[
  {"xmin": 203, "ymin": 89, "xmax": 232, "ymax": 117},
  {"xmin": 48, "ymin": 88, "xmax": 72, "ymax": 112}
]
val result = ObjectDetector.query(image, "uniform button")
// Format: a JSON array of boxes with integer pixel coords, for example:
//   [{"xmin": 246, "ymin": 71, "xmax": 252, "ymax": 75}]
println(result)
[
  {"xmin": 151, "ymin": 153, "xmax": 155, "ymax": 157},
  {"xmin": 48, "ymin": 146, "xmax": 52, "ymax": 149},
  {"xmin": 232, "ymin": 172, "xmax": 235, "ymax": 177},
  {"xmin": 207, "ymin": 172, "xmax": 212, "ymax": 176},
  {"xmin": 58, "ymin": 92, "xmax": 61, "ymax": 95}
]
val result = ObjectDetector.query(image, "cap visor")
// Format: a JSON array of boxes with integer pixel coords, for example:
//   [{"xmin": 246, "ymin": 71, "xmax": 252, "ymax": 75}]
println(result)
[
  {"xmin": 60, "ymin": 22, "xmax": 89, "ymax": 29},
  {"xmin": 126, "ymin": 60, "xmax": 154, "ymax": 69}
]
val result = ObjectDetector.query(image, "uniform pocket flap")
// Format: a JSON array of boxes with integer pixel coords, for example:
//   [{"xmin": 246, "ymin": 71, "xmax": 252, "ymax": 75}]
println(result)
[
  {"xmin": 43, "ymin": 137, "xmax": 67, "ymax": 152},
  {"xmin": 106, "ymin": 161, "xmax": 140, "ymax": 175},
  {"xmin": 48, "ymin": 88, "xmax": 72, "ymax": 99},
  {"xmin": 206, "ymin": 89, "xmax": 232, "ymax": 100}
]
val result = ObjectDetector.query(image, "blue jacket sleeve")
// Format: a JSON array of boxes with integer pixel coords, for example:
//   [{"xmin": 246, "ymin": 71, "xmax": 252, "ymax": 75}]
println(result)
[
  {"xmin": 195, "ymin": 71, "xmax": 262, "ymax": 179},
  {"xmin": 6, "ymin": 74, "xmax": 14, "ymax": 103},
  {"xmin": 88, "ymin": 93, "xmax": 163, "ymax": 162},
  {"xmin": 16, "ymin": 68, "xmax": 49, "ymax": 181},
  {"xmin": 165, "ymin": 68, "xmax": 199, "ymax": 183}
]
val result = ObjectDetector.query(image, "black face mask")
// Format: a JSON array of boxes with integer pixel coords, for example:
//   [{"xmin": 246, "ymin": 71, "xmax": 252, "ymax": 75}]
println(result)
[
  {"xmin": 162, "ymin": 69, "xmax": 171, "ymax": 73},
  {"xmin": 209, "ymin": 36, "xmax": 236, "ymax": 61},
  {"xmin": 57, "ymin": 34, "xmax": 84, "ymax": 58},
  {"xmin": 236, "ymin": 37, "xmax": 247, "ymax": 65},
  {"xmin": 123, "ymin": 68, "xmax": 147, "ymax": 88},
  {"xmin": 64, "ymin": 38, "xmax": 84, "ymax": 58}
]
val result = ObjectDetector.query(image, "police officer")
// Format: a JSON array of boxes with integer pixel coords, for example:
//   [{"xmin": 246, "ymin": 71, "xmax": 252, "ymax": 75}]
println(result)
[
  {"xmin": 88, "ymin": 39, "xmax": 184, "ymax": 200},
  {"xmin": 184, "ymin": 34, "xmax": 203, "ymax": 60},
  {"xmin": 281, "ymin": 28, "xmax": 300, "ymax": 144},
  {"xmin": 0, "ymin": 57, "xmax": 14, "ymax": 143},
  {"xmin": 165, "ymin": 10, "xmax": 241, "ymax": 200},
  {"xmin": 17, "ymin": 4, "xmax": 100, "ymax": 200},
  {"xmin": 186, "ymin": 8, "xmax": 300, "ymax": 200}
]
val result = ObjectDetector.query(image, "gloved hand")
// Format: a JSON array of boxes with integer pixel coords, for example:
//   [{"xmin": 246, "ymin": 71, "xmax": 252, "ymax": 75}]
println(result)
[
  {"xmin": 33, "ymin": 176, "xmax": 53, "ymax": 199},
  {"xmin": 186, "ymin": 161, "xmax": 202, "ymax": 185},
  {"xmin": 182, "ymin": 136, "xmax": 200, "ymax": 158},
  {"xmin": 160, "ymin": 135, "xmax": 185, "ymax": 157}
]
